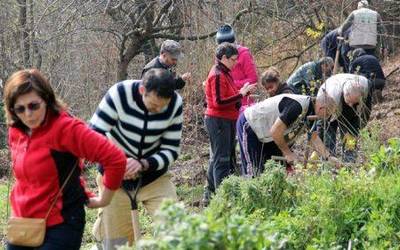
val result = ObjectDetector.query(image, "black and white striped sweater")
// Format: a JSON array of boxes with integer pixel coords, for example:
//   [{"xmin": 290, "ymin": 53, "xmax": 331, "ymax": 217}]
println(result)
[{"xmin": 90, "ymin": 80, "xmax": 183, "ymax": 188}]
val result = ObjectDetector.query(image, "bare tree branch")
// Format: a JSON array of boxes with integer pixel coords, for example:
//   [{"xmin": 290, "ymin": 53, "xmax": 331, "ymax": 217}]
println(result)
[
  {"xmin": 104, "ymin": 0, "xmax": 112, "ymax": 14},
  {"xmin": 132, "ymin": 1, "xmax": 157, "ymax": 29},
  {"xmin": 260, "ymin": 40, "xmax": 319, "ymax": 71},
  {"xmin": 153, "ymin": 0, "xmax": 173, "ymax": 27},
  {"xmin": 153, "ymin": 24, "xmax": 186, "ymax": 32},
  {"xmin": 151, "ymin": 31, "xmax": 217, "ymax": 41}
]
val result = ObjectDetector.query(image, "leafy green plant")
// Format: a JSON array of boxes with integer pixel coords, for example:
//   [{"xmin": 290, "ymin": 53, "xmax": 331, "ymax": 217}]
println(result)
[
  {"xmin": 128, "ymin": 201, "xmax": 288, "ymax": 250},
  {"xmin": 206, "ymin": 162, "xmax": 296, "ymax": 221},
  {"xmin": 0, "ymin": 182, "xmax": 11, "ymax": 245},
  {"xmin": 369, "ymin": 138, "xmax": 400, "ymax": 174},
  {"xmin": 359, "ymin": 125, "xmax": 382, "ymax": 163},
  {"xmin": 124, "ymin": 138, "xmax": 400, "ymax": 249}
]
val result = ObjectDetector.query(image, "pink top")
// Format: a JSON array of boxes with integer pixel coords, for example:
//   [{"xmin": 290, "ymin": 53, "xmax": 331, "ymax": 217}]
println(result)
[{"xmin": 231, "ymin": 45, "xmax": 258, "ymax": 111}]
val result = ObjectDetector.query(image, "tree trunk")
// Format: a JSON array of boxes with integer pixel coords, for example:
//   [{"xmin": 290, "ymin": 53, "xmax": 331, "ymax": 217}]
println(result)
[
  {"xmin": 28, "ymin": 0, "xmax": 42, "ymax": 69},
  {"xmin": 18, "ymin": 0, "xmax": 30, "ymax": 68},
  {"xmin": 214, "ymin": 0, "xmax": 224, "ymax": 23},
  {"xmin": 0, "ymin": 25, "xmax": 6, "ymax": 81},
  {"xmin": 142, "ymin": 38, "xmax": 158, "ymax": 63},
  {"xmin": 117, "ymin": 38, "xmax": 142, "ymax": 81},
  {"xmin": 117, "ymin": 60, "xmax": 130, "ymax": 81}
]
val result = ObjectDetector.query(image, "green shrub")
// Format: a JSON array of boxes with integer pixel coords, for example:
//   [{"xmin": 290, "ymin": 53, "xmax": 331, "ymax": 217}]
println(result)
[
  {"xmin": 206, "ymin": 162, "xmax": 296, "ymax": 222},
  {"xmin": 127, "ymin": 201, "xmax": 288, "ymax": 250},
  {"xmin": 359, "ymin": 125, "xmax": 381, "ymax": 163},
  {"xmin": 125, "ymin": 138, "xmax": 400, "ymax": 250},
  {"xmin": 369, "ymin": 138, "xmax": 400, "ymax": 174}
]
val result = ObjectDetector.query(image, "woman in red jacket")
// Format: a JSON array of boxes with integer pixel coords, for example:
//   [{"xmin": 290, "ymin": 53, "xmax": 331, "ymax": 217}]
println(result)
[
  {"xmin": 216, "ymin": 24, "xmax": 259, "ymax": 111},
  {"xmin": 203, "ymin": 43, "xmax": 255, "ymax": 203},
  {"xmin": 3, "ymin": 69, "xmax": 126, "ymax": 250}
]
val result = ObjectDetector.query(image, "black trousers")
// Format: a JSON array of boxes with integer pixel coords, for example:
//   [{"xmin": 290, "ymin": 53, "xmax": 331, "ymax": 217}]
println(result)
[
  {"xmin": 205, "ymin": 116, "xmax": 236, "ymax": 195},
  {"xmin": 319, "ymin": 90, "xmax": 372, "ymax": 162}
]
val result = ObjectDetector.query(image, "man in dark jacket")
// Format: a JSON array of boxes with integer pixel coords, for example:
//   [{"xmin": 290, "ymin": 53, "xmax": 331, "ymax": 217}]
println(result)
[
  {"xmin": 321, "ymin": 29, "xmax": 339, "ymax": 61},
  {"xmin": 287, "ymin": 57, "xmax": 334, "ymax": 96},
  {"xmin": 142, "ymin": 40, "xmax": 191, "ymax": 90},
  {"xmin": 321, "ymin": 28, "xmax": 351, "ymax": 73},
  {"xmin": 350, "ymin": 48, "xmax": 385, "ymax": 102}
]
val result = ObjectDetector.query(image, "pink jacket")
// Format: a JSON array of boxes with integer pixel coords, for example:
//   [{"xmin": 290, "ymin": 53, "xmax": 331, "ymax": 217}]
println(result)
[{"xmin": 231, "ymin": 45, "xmax": 258, "ymax": 111}]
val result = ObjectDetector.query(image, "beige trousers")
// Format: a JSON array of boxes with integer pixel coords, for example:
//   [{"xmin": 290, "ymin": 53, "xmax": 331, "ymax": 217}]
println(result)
[{"xmin": 92, "ymin": 173, "xmax": 177, "ymax": 250}]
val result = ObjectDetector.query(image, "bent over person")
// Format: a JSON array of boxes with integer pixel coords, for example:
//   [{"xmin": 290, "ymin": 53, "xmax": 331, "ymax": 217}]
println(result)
[
  {"xmin": 287, "ymin": 57, "xmax": 334, "ymax": 96},
  {"xmin": 4, "ymin": 69, "xmax": 126, "ymax": 250},
  {"xmin": 317, "ymin": 73, "xmax": 371, "ymax": 162},
  {"xmin": 349, "ymin": 48, "xmax": 386, "ymax": 102},
  {"xmin": 237, "ymin": 93, "xmax": 338, "ymax": 176},
  {"xmin": 261, "ymin": 67, "xmax": 295, "ymax": 97},
  {"xmin": 90, "ymin": 69, "xmax": 183, "ymax": 249}
]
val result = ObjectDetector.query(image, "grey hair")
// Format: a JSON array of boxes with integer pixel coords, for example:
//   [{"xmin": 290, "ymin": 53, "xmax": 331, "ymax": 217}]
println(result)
[
  {"xmin": 318, "ymin": 57, "xmax": 334, "ymax": 66},
  {"xmin": 358, "ymin": 0, "xmax": 368, "ymax": 9},
  {"xmin": 343, "ymin": 81, "xmax": 367, "ymax": 99},
  {"xmin": 316, "ymin": 88, "xmax": 338, "ymax": 115}
]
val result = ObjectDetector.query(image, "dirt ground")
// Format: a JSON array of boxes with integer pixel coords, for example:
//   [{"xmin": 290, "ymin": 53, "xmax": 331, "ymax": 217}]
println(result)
[{"xmin": 369, "ymin": 57, "xmax": 400, "ymax": 141}]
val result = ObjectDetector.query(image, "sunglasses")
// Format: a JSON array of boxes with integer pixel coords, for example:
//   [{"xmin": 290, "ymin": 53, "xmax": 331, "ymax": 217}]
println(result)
[{"xmin": 13, "ymin": 100, "xmax": 43, "ymax": 114}]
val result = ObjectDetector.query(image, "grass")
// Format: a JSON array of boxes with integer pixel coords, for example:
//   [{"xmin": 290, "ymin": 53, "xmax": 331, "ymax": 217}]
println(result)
[
  {"xmin": 0, "ymin": 180, "xmax": 202, "ymax": 249},
  {"xmin": 176, "ymin": 184, "xmax": 203, "ymax": 204},
  {"xmin": 0, "ymin": 180, "xmax": 11, "ymax": 247}
]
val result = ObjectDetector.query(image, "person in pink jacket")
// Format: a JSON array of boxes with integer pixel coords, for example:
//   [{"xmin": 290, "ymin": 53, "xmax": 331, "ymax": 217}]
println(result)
[{"xmin": 216, "ymin": 24, "xmax": 258, "ymax": 111}]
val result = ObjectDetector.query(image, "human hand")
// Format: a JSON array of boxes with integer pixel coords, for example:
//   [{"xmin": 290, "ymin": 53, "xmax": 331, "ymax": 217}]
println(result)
[
  {"xmin": 239, "ymin": 82, "xmax": 257, "ymax": 96},
  {"xmin": 380, "ymin": 48, "xmax": 387, "ymax": 57},
  {"xmin": 328, "ymin": 156, "xmax": 342, "ymax": 169},
  {"xmin": 284, "ymin": 152, "xmax": 299, "ymax": 165},
  {"xmin": 86, "ymin": 188, "xmax": 115, "ymax": 209},
  {"xmin": 124, "ymin": 158, "xmax": 143, "ymax": 180},
  {"xmin": 181, "ymin": 72, "xmax": 192, "ymax": 82}
]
